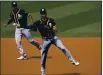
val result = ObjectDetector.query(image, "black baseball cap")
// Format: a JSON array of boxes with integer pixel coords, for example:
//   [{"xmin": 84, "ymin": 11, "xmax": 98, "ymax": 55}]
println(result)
[
  {"xmin": 11, "ymin": 1, "xmax": 17, "ymax": 7},
  {"xmin": 40, "ymin": 8, "xmax": 47, "ymax": 15}
]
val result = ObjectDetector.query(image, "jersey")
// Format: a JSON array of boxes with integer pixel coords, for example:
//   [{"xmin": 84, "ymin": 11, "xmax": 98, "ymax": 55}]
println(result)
[
  {"xmin": 28, "ymin": 18, "xmax": 56, "ymax": 39},
  {"xmin": 9, "ymin": 8, "xmax": 29, "ymax": 28}
]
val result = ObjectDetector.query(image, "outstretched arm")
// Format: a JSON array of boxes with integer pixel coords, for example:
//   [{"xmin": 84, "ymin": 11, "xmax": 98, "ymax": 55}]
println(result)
[
  {"xmin": 27, "ymin": 22, "xmax": 38, "ymax": 31},
  {"xmin": 4, "ymin": 13, "xmax": 14, "ymax": 27},
  {"xmin": 4, "ymin": 19, "xmax": 13, "ymax": 27}
]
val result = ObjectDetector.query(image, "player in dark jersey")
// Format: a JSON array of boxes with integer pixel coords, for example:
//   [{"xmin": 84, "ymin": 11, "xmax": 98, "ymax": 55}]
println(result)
[
  {"xmin": 4, "ymin": 1, "xmax": 41, "ymax": 60},
  {"xmin": 28, "ymin": 8, "xmax": 80, "ymax": 75}
]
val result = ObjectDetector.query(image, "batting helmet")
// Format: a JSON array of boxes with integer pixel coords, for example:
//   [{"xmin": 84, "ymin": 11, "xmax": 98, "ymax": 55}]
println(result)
[
  {"xmin": 40, "ymin": 8, "xmax": 47, "ymax": 15},
  {"xmin": 11, "ymin": 1, "xmax": 17, "ymax": 7}
]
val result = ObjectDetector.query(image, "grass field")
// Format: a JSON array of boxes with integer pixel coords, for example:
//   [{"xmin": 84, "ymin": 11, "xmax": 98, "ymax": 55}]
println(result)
[{"xmin": 1, "ymin": 1, "xmax": 102, "ymax": 37}]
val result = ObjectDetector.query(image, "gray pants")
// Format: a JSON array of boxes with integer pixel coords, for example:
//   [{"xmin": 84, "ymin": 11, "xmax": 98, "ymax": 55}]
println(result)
[
  {"xmin": 41, "ymin": 36, "xmax": 76, "ymax": 72},
  {"xmin": 15, "ymin": 28, "xmax": 40, "ymax": 56}
]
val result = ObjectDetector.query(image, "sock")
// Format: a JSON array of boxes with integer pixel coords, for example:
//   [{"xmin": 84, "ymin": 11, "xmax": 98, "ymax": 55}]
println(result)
[{"xmin": 18, "ymin": 47, "xmax": 26, "ymax": 56}]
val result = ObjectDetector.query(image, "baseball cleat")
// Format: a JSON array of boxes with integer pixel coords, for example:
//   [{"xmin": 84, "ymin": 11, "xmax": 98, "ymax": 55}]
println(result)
[
  {"xmin": 41, "ymin": 73, "xmax": 45, "ymax": 75},
  {"xmin": 41, "ymin": 71, "xmax": 45, "ymax": 75},
  {"xmin": 17, "ymin": 56, "xmax": 27, "ymax": 60},
  {"xmin": 72, "ymin": 61, "xmax": 80, "ymax": 66}
]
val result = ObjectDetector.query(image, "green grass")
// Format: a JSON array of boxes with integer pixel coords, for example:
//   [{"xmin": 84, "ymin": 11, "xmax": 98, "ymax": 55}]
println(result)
[
  {"xmin": 56, "ymin": 8, "xmax": 101, "ymax": 32},
  {"xmin": 1, "ymin": 1, "xmax": 71, "ymax": 21},
  {"xmin": 59, "ymin": 22, "xmax": 101, "ymax": 37},
  {"xmin": 1, "ymin": 1, "xmax": 102, "ymax": 37}
]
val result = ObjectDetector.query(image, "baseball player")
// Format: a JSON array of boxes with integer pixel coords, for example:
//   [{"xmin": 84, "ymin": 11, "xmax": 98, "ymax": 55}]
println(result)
[
  {"xmin": 28, "ymin": 8, "xmax": 80, "ymax": 75},
  {"xmin": 4, "ymin": 1, "xmax": 41, "ymax": 60}
]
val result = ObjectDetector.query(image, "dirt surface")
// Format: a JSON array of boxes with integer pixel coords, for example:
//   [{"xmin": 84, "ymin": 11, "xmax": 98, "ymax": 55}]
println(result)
[{"xmin": 1, "ymin": 37, "xmax": 101, "ymax": 75}]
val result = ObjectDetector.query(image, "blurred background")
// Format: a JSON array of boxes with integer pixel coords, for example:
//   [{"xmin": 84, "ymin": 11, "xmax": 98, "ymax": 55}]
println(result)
[{"xmin": 1, "ymin": 1, "xmax": 102, "ymax": 37}]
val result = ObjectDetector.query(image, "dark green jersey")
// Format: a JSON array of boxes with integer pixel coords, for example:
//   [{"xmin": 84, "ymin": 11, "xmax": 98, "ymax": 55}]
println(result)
[
  {"xmin": 9, "ymin": 8, "xmax": 29, "ymax": 28},
  {"xmin": 28, "ymin": 18, "xmax": 57, "ymax": 39}
]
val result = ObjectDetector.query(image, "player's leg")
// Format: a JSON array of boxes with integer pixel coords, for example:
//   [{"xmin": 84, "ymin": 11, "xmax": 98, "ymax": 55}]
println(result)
[
  {"xmin": 15, "ymin": 28, "xmax": 27, "ymax": 60},
  {"xmin": 41, "ymin": 39, "xmax": 51, "ymax": 75},
  {"xmin": 53, "ymin": 36, "xmax": 79, "ymax": 65},
  {"xmin": 22, "ymin": 29, "xmax": 41, "ymax": 50}
]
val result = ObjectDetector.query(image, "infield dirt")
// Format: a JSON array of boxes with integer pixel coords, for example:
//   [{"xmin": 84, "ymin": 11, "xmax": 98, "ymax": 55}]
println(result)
[{"xmin": 1, "ymin": 37, "xmax": 101, "ymax": 75}]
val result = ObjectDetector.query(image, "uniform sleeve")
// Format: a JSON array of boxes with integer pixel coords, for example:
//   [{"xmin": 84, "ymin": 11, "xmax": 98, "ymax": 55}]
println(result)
[
  {"xmin": 20, "ymin": 9, "xmax": 30, "ymax": 16},
  {"xmin": 7, "ymin": 13, "xmax": 14, "ymax": 24},
  {"xmin": 20, "ymin": 9, "xmax": 26, "ymax": 13},
  {"xmin": 27, "ymin": 20, "xmax": 38, "ymax": 31},
  {"xmin": 51, "ymin": 18, "xmax": 56, "ymax": 26},
  {"xmin": 10, "ymin": 13, "xmax": 14, "ymax": 19}
]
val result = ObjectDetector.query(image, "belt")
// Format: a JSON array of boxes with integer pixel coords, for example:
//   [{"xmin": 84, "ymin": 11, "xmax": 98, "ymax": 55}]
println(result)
[{"xmin": 42, "ymin": 37, "xmax": 53, "ymax": 41}]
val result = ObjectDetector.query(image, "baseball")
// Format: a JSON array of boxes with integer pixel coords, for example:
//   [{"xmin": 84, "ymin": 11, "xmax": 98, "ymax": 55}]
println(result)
[
  {"xmin": 13, "ymin": 23, "xmax": 20, "ymax": 27},
  {"xmin": 13, "ymin": 23, "xmax": 16, "ymax": 26}
]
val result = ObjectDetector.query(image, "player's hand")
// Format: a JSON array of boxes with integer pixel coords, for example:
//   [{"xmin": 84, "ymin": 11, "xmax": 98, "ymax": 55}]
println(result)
[
  {"xmin": 13, "ymin": 23, "xmax": 20, "ymax": 28},
  {"xmin": 53, "ymin": 26, "xmax": 57, "ymax": 32},
  {"xmin": 4, "ymin": 24, "xmax": 8, "ymax": 27}
]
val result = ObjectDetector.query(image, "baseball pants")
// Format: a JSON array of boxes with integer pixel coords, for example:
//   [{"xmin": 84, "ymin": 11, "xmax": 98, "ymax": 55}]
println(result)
[
  {"xmin": 15, "ymin": 28, "xmax": 41, "ymax": 56},
  {"xmin": 41, "ymin": 36, "xmax": 76, "ymax": 72}
]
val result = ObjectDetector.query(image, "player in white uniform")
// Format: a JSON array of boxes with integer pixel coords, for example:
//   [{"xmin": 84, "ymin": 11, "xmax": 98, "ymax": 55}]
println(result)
[{"xmin": 4, "ymin": 1, "xmax": 41, "ymax": 60}]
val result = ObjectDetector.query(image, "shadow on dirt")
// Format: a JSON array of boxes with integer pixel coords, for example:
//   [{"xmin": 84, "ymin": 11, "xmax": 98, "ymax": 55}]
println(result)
[
  {"xmin": 59, "ymin": 73, "xmax": 81, "ymax": 75},
  {"xmin": 27, "ymin": 56, "xmax": 52, "ymax": 59},
  {"xmin": 45, "ymin": 73, "xmax": 81, "ymax": 75},
  {"xmin": 43, "ymin": 73, "xmax": 81, "ymax": 75}
]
